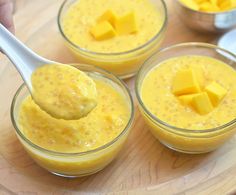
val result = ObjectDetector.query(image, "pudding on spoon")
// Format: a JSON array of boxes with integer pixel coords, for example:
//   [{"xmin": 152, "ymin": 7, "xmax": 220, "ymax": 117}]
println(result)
[
  {"xmin": 0, "ymin": 23, "xmax": 97, "ymax": 120},
  {"xmin": 31, "ymin": 64, "xmax": 97, "ymax": 120}
]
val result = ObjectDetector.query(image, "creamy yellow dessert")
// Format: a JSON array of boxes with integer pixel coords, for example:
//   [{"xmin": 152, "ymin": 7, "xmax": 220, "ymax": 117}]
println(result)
[
  {"xmin": 140, "ymin": 55, "xmax": 236, "ymax": 153},
  {"xmin": 142, "ymin": 55, "xmax": 236, "ymax": 129},
  {"xmin": 19, "ymin": 79, "xmax": 129, "ymax": 153},
  {"xmin": 63, "ymin": 0, "xmax": 163, "ymax": 53},
  {"xmin": 180, "ymin": 0, "xmax": 236, "ymax": 12},
  {"xmin": 16, "ymin": 75, "xmax": 131, "ymax": 176},
  {"xmin": 60, "ymin": 0, "xmax": 166, "ymax": 76},
  {"xmin": 32, "ymin": 64, "xmax": 97, "ymax": 120}
]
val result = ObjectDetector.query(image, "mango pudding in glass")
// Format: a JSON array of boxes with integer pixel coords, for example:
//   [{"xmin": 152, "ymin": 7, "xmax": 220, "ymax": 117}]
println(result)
[
  {"xmin": 179, "ymin": 0, "xmax": 236, "ymax": 12},
  {"xmin": 136, "ymin": 43, "xmax": 236, "ymax": 154},
  {"xmin": 11, "ymin": 64, "xmax": 134, "ymax": 177},
  {"xmin": 58, "ymin": 0, "xmax": 167, "ymax": 78}
]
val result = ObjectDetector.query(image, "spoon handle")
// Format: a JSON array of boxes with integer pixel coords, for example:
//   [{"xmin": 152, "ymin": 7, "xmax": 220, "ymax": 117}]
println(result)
[{"xmin": 0, "ymin": 23, "xmax": 46, "ymax": 89}]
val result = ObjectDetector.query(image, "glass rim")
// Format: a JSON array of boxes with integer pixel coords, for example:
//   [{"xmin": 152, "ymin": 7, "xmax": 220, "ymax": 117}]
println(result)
[
  {"xmin": 57, "ymin": 0, "xmax": 168, "ymax": 56},
  {"xmin": 176, "ymin": 0, "xmax": 236, "ymax": 15},
  {"xmin": 11, "ymin": 64, "xmax": 135, "ymax": 156},
  {"xmin": 135, "ymin": 42, "xmax": 236, "ymax": 134}
]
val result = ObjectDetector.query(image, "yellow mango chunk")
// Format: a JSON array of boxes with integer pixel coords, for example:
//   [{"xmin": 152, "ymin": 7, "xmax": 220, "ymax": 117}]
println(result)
[
  {"xmin": 200, "ymin": 2, "xmax": 220, "ymax": 12},
  {"xmin": 193, "ymin": 67, "xmax": 205, "ymax": 88},
  {"xmin": 90, "ymin": 21, "xmax": 116, "ymax": 41},
  {"xmin": 218, "ymin": 0, "xmax": 231, "ymax": 10},
  {"xmin": 205, "ymin": 82, "xmax": 227, "ymax": 106},
  {"xmin": 180, "ymin": 0, "xmax": 199, "ymax": 10},
  {"xmin": 97, "ymin": 9, "xmax": 117, "ymax": 26},
  {"xmin": 192, "ymin": 92, "xmax": 214, "ymax": 115},
  {"xmin": 232, "ymin": 0, "xmax": 236, "ymax": 8},
  {"xmin": 178, "ymin": 94, "xmax": 199, "ymax": 106},
  {"xmin": 195, "ymin": 0, "xmax": 207, "ymax": 3},
  {"xmin": 217, "ymin": 0, "xmax": 225, "ymax": 4},
  {"xmin": 172, "ymin": 69, "xmax": 201, "ymax": 96},
  {"xmin": 182, "ymin": 0, "xmax": 235, "ymax": 11},
  {"xmin": 114, "ymin": 12, "xmax": 138, "ymax": 35},
  {"xmin": 210, "ymin": 0, "xmax": 218, "ymax": 6}
]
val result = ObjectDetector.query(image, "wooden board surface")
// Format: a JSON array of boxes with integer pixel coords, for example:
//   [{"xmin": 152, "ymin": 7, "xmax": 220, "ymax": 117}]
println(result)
[{"xmin": 1, "ymin": 0, "xmax": 236, "ymax": 194}]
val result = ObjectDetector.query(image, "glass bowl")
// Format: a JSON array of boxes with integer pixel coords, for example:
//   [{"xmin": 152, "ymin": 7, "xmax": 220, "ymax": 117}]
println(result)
[
  {"xmin": 57, "ymin": 0, "xmax": 167, "ymax": 79},
  {"xmin": 175, "ymin": 0, "xmax": 236, "ymax": 33},
  {"xmin": 135, "ymin": 42, "xmax": 236, "ymax": 154},
  {"xmin": 11, "ymin": 64, "xmax": 134, "ymax": 177}
]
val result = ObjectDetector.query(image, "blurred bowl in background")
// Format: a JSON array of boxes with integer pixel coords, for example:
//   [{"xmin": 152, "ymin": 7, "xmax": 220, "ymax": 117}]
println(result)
[{"xmin": 175, "ymin": 0, "xmax": 236, "ymax": 33}]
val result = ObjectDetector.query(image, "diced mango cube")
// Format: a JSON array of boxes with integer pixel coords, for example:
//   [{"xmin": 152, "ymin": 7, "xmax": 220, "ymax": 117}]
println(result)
[
  {"xmin": 205, "ymin": 82, "xmax": 227, "ymax": 106},
  {"xmin": 172, "ymin": 69, "xmax": 201, "ymax": 96},
  {"xmin": 232, "ymin": 0, "xmax": 236, "ymax": 8},
  {"xmin": 193, "ymin": 67, "xmax": 205, "ymax": 88},
  {"xmin": 184, "ymin": 0, "xmax": 235, "ymax": 12},
  {"xmin": 194, "ymin": 0, "xmax": 206, "ymax": 4},
  {"xmin": 210, "ymin": 0, "xmax": 218, "ymax": 6},
  {"xmin": 178, "ymin": 94, "xmax": 199, "ymax": 106},
  {"xmin": 200, "ymin": 2, "xmax": 220, "ymax": 12},
  {"xmin": 90, "ymin": 21, "xmax": 116, "ymax": 41},
  {"xmin": 232, "ymin": 90, "xmax": 236, "ymax": 97},
  {"xmin": 97, "ymin": 9, "xmax": 117, "ymax": 26},
  {"xmin": 218, "ymin": 0, "xmax": 231, "ymax": 10},
  {"xmin": 114, "ymin": 12, "xmax": 138, "ymax": 35},
  {"xmin": 180, "ymin": 0, "xmax": 199, "ymax": 10},
  {"xmin": 191, "ymin": 92, "xmax": 214, "ymax": 115}
]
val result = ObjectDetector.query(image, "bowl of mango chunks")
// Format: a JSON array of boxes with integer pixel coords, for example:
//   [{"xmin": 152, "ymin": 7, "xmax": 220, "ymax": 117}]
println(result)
[{"xmin": 175, "ymin": 0, "xmax": 236, "ymax": 33}]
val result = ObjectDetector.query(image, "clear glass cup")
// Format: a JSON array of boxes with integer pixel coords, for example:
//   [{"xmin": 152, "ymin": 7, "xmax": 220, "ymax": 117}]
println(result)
[
  {"xmin": 57, "ymin": 0, "xmax": 167, "ymax": 79},
  {"xmin": 11, "ymin": 64, "xmax": 134, "ymax": 177},
  {"xmin": 135, "ymin": 42, "xmax": 236, "ymax": 154}
]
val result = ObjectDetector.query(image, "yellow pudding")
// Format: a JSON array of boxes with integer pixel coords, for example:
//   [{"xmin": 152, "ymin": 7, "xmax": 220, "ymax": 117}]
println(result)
[
  {"xmin": 20, "ymin": 79, "xmax": 129, "ymax": 153},
  {"xmin": 136, "ymin": 43, "xmax": 236, "ymax": 153},
  {"xmin": 172, "ymin": 68, "xmax": 227, "ymax": 115},
  {"xmin": 32, "ymin": 64, "xmax": 97, "ymax": 120},
  {"xmin": 58, "ymin": 0, "xmax": 167, "ymax": 77},
  {"xmin": 141, "ymin": 55, "xmax": 236, "ymax": 129},
  {"xmin": 12, "ymin": 66, "xmax": 133, "ymax": 177},
  {"xmin": 62, "ymin": 0, "xmax": 162, "ymax": 53},
  {"xmin": 180, "ymin": 0, "xmax": 236, "ymax": 12}
]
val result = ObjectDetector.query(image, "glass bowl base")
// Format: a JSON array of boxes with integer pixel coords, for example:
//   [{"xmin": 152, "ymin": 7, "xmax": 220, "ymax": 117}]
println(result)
[
  {"xmin": 159, "ymin": 140, "xmax": 215, "ymax": 154},
  {"xmin": 50, "ymin": 168, "xmax": 104, "ymax": 178}
]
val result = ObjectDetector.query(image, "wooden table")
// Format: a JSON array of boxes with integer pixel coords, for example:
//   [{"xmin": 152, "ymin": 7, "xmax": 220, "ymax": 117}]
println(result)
[{"xmin": 1, "ymin": 0, "xmax": 236, "ymax": 194}]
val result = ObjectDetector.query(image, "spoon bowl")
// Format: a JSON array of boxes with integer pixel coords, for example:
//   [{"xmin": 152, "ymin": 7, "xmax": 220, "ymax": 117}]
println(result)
[
  {"xmin": 0, "ymin": 24, "xmax": 98, "ymax": 120},
  {"xmin": 0, "ymin": 23, "xmax": 56, "ymax": 91}
]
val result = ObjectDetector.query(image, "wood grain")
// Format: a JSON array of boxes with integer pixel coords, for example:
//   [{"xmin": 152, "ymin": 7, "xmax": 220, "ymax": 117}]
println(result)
[{"xmin": 0, "ymin": 0, "xmax": 235, "ymax": 194}]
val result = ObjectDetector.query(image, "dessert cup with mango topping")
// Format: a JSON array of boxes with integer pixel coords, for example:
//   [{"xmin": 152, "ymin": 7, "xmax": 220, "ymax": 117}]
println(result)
[
  {"xmin": 175, "ymin": 0, "xmax": 236, "ymax": 33},
  {"xmin": 11, "ymin": 64, "xmax": 134, "ymax": 177},
  {"xmin": 57, "ymin": 0, "xmax": 167, "ymax": 79},
  {"xmin": 135, "ymin": 43, "xmax": 236, "ymax": 154}
]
